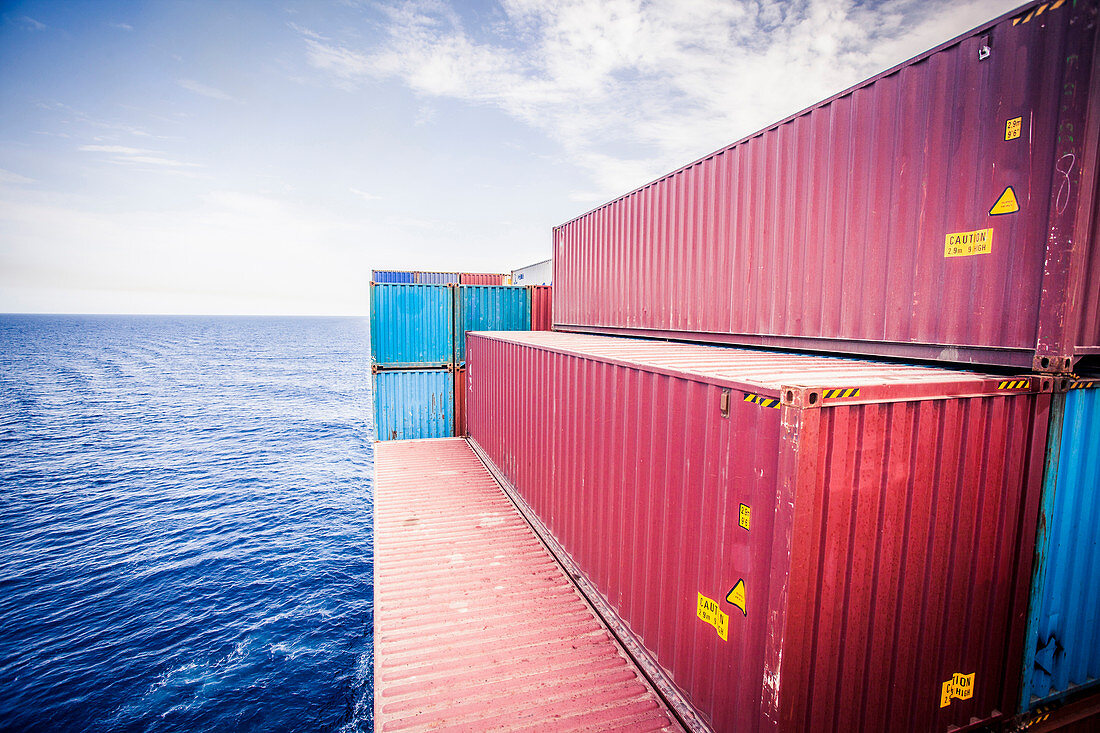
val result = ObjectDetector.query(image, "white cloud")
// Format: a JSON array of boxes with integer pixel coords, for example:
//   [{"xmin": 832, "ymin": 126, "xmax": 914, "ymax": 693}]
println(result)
[
  {"xmin": 0, "ymin": 169, "xmax": 37, "ymax": 186},
  {"xmin": 109, "ymin": 22, "xmax": 134, "ymax": 31},
  {"xmin": 79, "ymin": 144, "xmax": 154, "ymax": 155},
  {"xmin": 300, "ymin": 0, "xmax": 1020, "ymax": 198},
  {"xmin": 178, "ymin": 79, "xmax": 236, "ymax": 101},
  {"xmin": 78, "ymin": 144, "xmax": 201, "ymax": 169},
  {"xmin": 349, "ymin": 187, "xmax": 382, "ymax": 201},
  {"xmin": 16, "ymin": 16, "xmax": 46, "ymax": 31}
]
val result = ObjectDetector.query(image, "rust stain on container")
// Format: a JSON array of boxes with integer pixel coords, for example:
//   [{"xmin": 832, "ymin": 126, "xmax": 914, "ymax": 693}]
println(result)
[
  {"xmin": 373, "ymin": 438, "xmax": 683, "ymax": 732},
  {"xmin": 467, "ymin": 331, "xmax": 1051, "ymax": 732},
  {"xmin": 553, "ymin": 0, "xmax": 1100, "ymax": 372}
]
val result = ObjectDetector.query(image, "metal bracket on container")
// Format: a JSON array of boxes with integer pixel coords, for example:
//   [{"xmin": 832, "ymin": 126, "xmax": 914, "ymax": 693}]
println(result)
[
  {"xmin": 779, "ymin": 386, "xmax": 822, "ymax": 409},
  {"xmin": 1032, "ymin": 353, "xmax": 1075, "ymax": 373},
  {"xmin": 720, "ymin": 389, "xmax": 731, "ymax": 417}
]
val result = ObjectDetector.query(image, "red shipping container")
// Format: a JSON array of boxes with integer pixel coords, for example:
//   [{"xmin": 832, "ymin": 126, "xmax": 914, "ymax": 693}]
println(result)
[
  {"xmin": 452, "ymin": 365, "xmax": 466, "ymax": 436},
  {"xmin": 466, "ymin": 331, "xmax": 1051, "ymax": 732},
  {"xmin": 459, "ymin": 272, "xmax": 507, "ymax": 285},
  {"xmin": 553, "ymin": 0, "xmax": 1100, "ymax": 373},
  {"xmin": 529, "ymin": 285, "xmax": 553, "ymax": 331}
]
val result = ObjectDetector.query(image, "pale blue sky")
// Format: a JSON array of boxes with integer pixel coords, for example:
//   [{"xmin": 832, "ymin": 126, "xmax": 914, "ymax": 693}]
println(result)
[{"xmin": 1, "ymin": 0, "xmax": 1020, "ymax": 314}]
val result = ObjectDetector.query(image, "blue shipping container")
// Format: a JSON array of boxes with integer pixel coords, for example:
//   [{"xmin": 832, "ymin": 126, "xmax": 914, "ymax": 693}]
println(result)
[
  {"xmin": 454, "ymin": 285, "xmax": 530, "ymax": 364},
  {"xmin": 416, "ymin": 272, "xmax": 460, "ymax": 284},
  {"xmin": 370, "ymin": 284, "xmax": 454, "ymax": 368},
  {"xmin": 372, "ymin": 369, "xmax": 454, "ymax": 441},
  {"xmin": 372, "ymin": 270, "xmax": 415, "ymax": 284},
  {"xmin": 1021, "ymin": 379, "xmax": 1100, "ymax": 711}
]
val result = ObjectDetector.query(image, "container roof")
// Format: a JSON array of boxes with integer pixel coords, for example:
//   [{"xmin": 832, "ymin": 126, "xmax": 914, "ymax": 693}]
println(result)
[{"xmin": 469, "ymin": 331, "xmax": 1047, "ymax": 406}]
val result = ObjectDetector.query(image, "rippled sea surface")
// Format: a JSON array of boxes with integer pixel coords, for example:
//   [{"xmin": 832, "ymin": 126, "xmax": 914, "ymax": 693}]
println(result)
[{"xmin": 0, "ymin": 315, "xmax": 374, "ymax": 732}]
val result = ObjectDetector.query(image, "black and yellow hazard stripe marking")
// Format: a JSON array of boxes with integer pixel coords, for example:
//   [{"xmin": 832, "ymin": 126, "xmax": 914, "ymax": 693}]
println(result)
[
  {"xmin": 1019, "ymin": 704, "xmax": 1055, "ymax": 729},
  {"xmin": 998, "ymin": 379, "xmax": 1031, "ymax": 390},
  {"xmin": 743, "ymin": 392, "xmax": 780, "ymax": 409},
  {"xmin": 821, "ymin": 387, "xmax": 860, "ymax": 399},
  {"xmin": 1013, "ymin": 0, "xmax": 1065, "ymax": 26},
  {"xmin": 1068, "ymin": 381, "xmax": 1096, "ymax": 390}
]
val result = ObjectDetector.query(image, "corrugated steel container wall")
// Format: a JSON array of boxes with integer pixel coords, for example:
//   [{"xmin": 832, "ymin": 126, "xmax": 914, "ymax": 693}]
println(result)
[
  {"xmin": 370, "ymin": 284, "xmax": 454, "ymax": 368},
  {"xmin": 371, "ymin": 270, "xmax": 415, "ymax": 284},
  {"xmin": 1022, "ymin": 380, "xmax": 1100, "ymax": 710},
  {"xmin": 512, "ymin": 259, "xmax": 553, "ymax": 285},
  {"xmin": 467, "ymin": 331, "xmax": 1050, "ymax": 732},
  {"xmin": 553, "ymin": 0, "xmax": 1100, "ymax": 372},
  {"xmin": 459, "ymin": 273, "xmax": 507, "ymax": 285},
  {"xmin": 372, "ymin": 368, "xmax": 453, "ymax": 441},
  {"xmin": 416, "ymin": 271, "xmax": 460, "ymax": 284},
  {"xmin": 530, "ymin": 285, "xmax": 553, "ymax": 331},
  {"xmin": 453, "ymin": 286, "xmax": 530, "ymax": 364},
  {"xmin": 453, "ymin": 366, "xmax": 466, "ymax": 437}
]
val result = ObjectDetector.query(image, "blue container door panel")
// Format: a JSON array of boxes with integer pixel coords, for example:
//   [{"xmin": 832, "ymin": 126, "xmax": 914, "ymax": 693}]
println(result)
[
  {"xmin": 373, "ymin": 370, "xmax": 454, "ymax": 441},
  {"xmin": 370, "ymin": 284, "xmax": 454, "ymax": 367},
  {"xmin": 1021, "ymin": 385, "xmax": 1100, "ymax": 711},
  {"xmin": 373, "ymin": 270, "xmax": 415, "ymax": 283},
  {"xmin": 454, "ymin": 286, "xmax": 531, "ymax": 364}
]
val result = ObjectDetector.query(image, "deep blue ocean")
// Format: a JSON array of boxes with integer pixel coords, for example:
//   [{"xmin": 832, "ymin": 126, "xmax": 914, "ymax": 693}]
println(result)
[{"xmin": 0, "ymin": 315, "xmax": 374, "ymax": 732}]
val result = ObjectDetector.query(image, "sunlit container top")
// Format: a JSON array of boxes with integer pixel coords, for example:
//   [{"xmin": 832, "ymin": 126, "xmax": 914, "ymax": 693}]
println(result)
[
  {"xmin": 553, "ymin": 0, "xmax": 1100, "ymax": 373},
  {"xmin": 472, "ymin": 331, "xmax": 1050, "ymax": 405},
  {"xmin": 369, "ymin": 283, "xmax": 453, "ymax": 368}
]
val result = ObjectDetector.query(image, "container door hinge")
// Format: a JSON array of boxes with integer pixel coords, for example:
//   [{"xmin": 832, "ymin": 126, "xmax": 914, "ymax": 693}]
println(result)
[{"xmin": 720, "ymin": 390, "xmax": 730, "ymax": 417}]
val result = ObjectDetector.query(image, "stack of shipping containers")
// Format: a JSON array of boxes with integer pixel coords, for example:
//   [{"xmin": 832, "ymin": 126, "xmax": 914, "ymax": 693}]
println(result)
[
  {"xmin": 370, "ymin": 281, "xmax": 455, "ymax": 442},
  {"xmin": 463, "ymin": 1, "xmax": 1100, "ymax": 730},
  {"xmin": 370, "ymin": 271, "xmax": 553, "ymax": 440}
]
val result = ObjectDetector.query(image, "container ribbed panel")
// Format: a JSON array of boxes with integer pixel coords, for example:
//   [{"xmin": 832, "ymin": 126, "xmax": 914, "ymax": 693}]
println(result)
[
  {"xmin": 370, "ymin": 284, "xmax": 453, "ymax": 368},
  {"xmin": 454, "ymin": 286, "xmax": 530, "ymax": 364},
  {"xmin": 1022, "ymin": 384, "xmax": 1100, "ymax": 709},
  {"xmin": 372, "ymin": 369, "xmax": 453, "ymax": 441}
]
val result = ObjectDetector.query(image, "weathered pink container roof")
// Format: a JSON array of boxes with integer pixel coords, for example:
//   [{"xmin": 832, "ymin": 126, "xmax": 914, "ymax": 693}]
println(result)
[
  {"xmin": 469, "ymin": 331, "xmax": 1048, "ymax": 405},
  {"xmin": 373, "ymin": 438, "xmax": 682, "ymax": 732}
]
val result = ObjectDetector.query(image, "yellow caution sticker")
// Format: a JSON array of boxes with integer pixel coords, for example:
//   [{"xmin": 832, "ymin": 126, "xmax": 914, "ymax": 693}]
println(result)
[
  {"xmin": 739, "ymin": 504, "xmax": 751, "ymax": 531},
  {"xmin": 726, "ymin": 579, "xmax": 747, "ymax": 616},
  {"xmin": 940, "ymin": 672, "xmax": 975, "ymax": 707},
  {"xmin": 945, "ymin": 228, "xmax": 993, "ymax": 257},
  {"xmin": 697, "ymin": 593, "xmax": 729, "ymax": 641},
  {"xmin": 821, "ymin": 387, "xmax": 860, "ymax": 399},
  {"xmin": 1005, "ymin": 117, "xmax": 1022, "ymax": 141},
  {"xmin": 1069, "ymin": 381, "xmax": 1096, "ymax": 390},
  {"xmin": 989, "ymin": 186, "xmax": 1020, "ymax": 216}
]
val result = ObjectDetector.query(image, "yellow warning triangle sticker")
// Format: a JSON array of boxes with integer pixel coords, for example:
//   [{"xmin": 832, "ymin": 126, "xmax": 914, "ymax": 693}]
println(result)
[
  {"xmin": 726, "ymin": 579, "xmax": 747, "ymax": 616},
  {"xmin": 989, "ymin": 186, "xmax": 1020, "ymax": 216}
]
